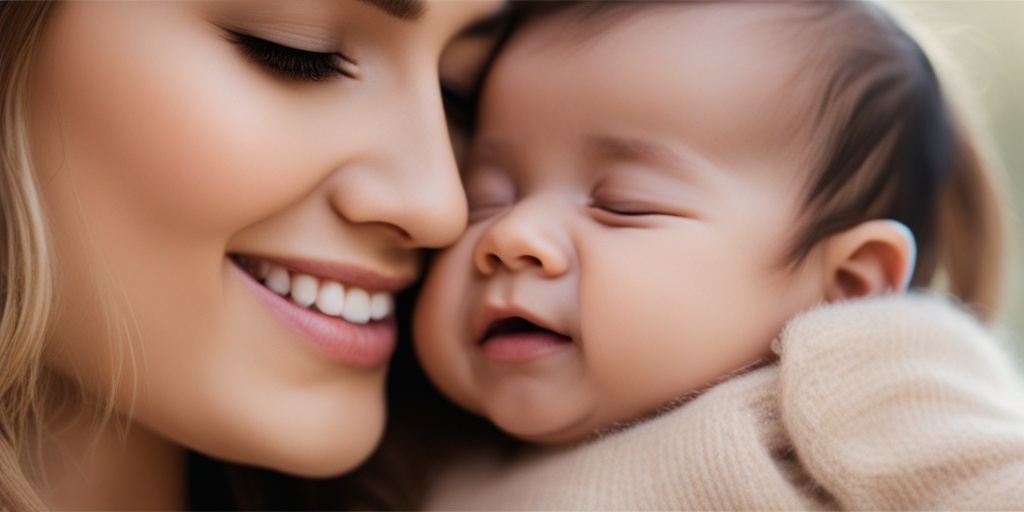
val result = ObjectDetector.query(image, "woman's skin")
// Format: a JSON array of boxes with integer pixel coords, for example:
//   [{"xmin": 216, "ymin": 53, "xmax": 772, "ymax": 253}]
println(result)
[{"xmin": 26, "ymin": 0, "xmax": 500, "ymax": 509}]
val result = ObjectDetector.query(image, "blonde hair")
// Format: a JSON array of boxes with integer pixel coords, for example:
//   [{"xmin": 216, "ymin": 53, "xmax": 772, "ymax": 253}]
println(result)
[
  {"xmin": 0, "ymin": 3, "xmax": 443, "ymax": 509},
  {"xmin": 0, "ymin": 1, "xmax": 59, "ymax": 509}
]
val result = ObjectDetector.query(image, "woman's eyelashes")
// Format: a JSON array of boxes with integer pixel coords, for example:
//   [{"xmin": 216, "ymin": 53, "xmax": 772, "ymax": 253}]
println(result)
[{"xmin": 228, "ymin": 31, "xmax": 356, "ymax": 82}]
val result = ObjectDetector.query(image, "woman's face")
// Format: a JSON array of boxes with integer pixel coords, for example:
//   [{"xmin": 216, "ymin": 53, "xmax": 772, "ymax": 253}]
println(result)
[{"xmin": 28, "ymin": 0, "xmax": 499, "ymax": 476}]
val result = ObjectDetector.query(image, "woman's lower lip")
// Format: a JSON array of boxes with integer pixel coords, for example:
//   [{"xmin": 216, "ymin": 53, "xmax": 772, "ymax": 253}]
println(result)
[
  {"xmin": 229, "ymin": 259, "xmax": 396, "ymax": 368},
  {"xmin": 479, "ymin": 332, "xmax": 572, "ymax": 362}
]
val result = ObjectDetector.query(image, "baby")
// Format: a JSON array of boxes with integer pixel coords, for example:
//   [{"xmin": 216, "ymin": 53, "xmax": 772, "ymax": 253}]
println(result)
[{"xmin": 413, "ymin": 1, "xmax": 1024, "ymax": 509}]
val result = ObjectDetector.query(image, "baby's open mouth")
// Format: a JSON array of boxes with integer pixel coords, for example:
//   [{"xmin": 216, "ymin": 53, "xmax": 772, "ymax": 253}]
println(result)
[
  {"xmin": 231, "ymin": 254, "xmax": 393, "ymax": 324},
  {"xmin": 480, "ymin": 316, "xmax": 571, "ymax": 344},
  {"xmin": 477, "ymin": 316, "xmax": 573, "ymax": 361}
]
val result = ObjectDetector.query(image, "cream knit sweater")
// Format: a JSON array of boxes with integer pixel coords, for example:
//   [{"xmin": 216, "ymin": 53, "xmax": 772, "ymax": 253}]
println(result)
[{"xmin": 425, "ymin": 295, "xmax": 1024, "ymax": 510}]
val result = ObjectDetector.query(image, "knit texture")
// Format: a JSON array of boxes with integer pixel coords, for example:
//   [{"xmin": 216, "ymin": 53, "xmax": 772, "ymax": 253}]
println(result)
[{"xmin": 425, "ymin": 294, "xmax": 1024, "ymax": 510}]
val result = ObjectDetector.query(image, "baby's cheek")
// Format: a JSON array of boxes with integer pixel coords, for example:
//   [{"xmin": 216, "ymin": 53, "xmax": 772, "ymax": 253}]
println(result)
[
  {"xmin": 413, "ymin": 242, "xmax": 480, "ymax": 403},
  {"xmin": 577, "ymin": 243, "xmax": 729, "ymax": 417}
]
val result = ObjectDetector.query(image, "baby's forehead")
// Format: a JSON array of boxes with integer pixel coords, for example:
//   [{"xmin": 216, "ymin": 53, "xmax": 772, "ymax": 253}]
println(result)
[
  {"xmin": 488, "ymin": 2, "xmax": 830, "ymax": 173},
  {"xmin": 508, "ymin": 2, "xmax": 813, "ymax": 64}
]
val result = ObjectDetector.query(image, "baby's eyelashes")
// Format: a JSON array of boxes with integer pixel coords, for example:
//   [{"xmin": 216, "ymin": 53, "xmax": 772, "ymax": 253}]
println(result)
[{"xmin": 588, "ymin": 198, "xmax": 662, "ymax": 217}]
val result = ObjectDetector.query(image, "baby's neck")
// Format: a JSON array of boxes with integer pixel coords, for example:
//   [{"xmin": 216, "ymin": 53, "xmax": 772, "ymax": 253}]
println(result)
[
  {"xmin": 42, "ymin": 404, "xmax": 186, "ymax": 511},
  {"xmin": 586, "ymin": 355, "xmax": 778, "ymax": 442}
]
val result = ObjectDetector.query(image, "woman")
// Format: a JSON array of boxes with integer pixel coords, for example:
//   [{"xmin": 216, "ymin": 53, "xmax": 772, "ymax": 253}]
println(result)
[{"xmin": 0, "ymin": 1, "xmax": 501, "ymax": 509}]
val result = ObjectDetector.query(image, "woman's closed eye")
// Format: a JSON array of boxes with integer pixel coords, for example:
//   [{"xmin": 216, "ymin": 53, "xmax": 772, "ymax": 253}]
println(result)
[{"xmin": 228, "ymin": 31, "xmax": 357, "ymax": 82}]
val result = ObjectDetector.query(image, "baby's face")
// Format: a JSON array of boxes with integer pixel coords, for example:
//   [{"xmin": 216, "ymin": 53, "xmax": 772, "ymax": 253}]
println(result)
[{"xmin": 415, "ymin": 5, "xmax": 828, "ymax": 443}]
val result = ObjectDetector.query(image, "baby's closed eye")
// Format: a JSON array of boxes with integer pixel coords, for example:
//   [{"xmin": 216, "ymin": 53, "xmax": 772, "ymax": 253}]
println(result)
[
  {"xmin": 465, "ymin": 167, "xmax": 516, "ymax": 223},
  {"xmin": 588, "ymin": 175, "xmax": 700, "ymax": 226}
]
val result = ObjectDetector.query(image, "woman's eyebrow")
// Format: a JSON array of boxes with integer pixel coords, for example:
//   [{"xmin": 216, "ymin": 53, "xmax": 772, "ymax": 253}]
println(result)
[{"xmin": 356, "ymin": 0, "xmax": 426, "ymax": 21}]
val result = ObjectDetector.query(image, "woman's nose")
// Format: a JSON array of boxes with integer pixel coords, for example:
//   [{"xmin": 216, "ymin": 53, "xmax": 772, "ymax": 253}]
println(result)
[
  {"xmin": 326, "ymin": 80, "xmax": 467, "ymax": 249},
  {"xmin": 473, "ymin": 194, "xmax": 571, "ymax": 278}
]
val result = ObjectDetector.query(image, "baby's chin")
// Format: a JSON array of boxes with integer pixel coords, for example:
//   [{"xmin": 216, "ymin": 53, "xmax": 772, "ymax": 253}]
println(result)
[
  {"xmin": 484, "ymin": 402, "xmax": 617, "ymax": 445},
  {"xmin": 483, "ymin": 391, "xmax": 699, "ymax": 445}
]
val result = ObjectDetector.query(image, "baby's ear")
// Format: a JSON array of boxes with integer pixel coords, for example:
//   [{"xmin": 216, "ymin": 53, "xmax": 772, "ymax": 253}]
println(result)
[{"xmin": 822, "ymin": 220, "xmax": 917, "ymax": 301}]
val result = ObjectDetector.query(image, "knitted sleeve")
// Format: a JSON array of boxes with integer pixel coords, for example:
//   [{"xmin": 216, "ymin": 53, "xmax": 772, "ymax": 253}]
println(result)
[{"xmin": 776, "ymin": 293, "xmax": 1024, "ymax": 510}]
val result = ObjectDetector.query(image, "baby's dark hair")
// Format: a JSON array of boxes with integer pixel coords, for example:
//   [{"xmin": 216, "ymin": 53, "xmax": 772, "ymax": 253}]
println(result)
[
  {"xmin": 787, "ymin": 2, "xmax": 1005, "ymax": 318},
  {"xmin": 504, "ymin": 1, "xmax": 1007, "ymax": 318}
]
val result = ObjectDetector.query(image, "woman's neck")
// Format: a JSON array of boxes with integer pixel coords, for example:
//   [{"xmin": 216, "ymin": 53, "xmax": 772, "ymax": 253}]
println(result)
[{"xmin": 42, "ymin": 405, "xmax": 186, "ymax": 511}]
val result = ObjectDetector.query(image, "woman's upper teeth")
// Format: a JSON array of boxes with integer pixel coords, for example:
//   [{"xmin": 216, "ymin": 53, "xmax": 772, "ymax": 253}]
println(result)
[{"xmin": 260, "ymin": 262, "xmax": 394, "ymax": 324}]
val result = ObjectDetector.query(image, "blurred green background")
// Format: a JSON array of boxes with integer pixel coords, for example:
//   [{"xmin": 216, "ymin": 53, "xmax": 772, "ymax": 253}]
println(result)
[{"xmin": 887, "ymin": 1, "xmax": 1023, "ymax": 357}]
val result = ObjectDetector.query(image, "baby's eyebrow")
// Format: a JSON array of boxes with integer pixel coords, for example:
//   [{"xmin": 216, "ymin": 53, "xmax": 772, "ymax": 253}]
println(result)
[
  {"xmin": 582, "ymin": 133, "xmax": 725, "ymax": 185},
  {"xmin": 356, "ymin": 0, "xmax": 426, "ymax": 21},
  {"xmin": 584, "ymin": 134, "xmax": 685, "ymax": 170}
]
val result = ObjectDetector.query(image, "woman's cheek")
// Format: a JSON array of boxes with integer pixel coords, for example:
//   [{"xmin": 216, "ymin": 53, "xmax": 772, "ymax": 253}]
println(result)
[{"xmin": 44, "ymin": 4, "xmax": 321, "ymax": 233}]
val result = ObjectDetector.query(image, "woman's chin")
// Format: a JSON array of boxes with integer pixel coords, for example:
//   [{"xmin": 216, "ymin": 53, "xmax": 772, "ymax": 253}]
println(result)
[
  {"xmin": 163, "ymin": 394, "xmax": 388, "ymax": 478},
  {"xmin": 232, "ymin": 416, "xmax": 385, "ymax": 478}
]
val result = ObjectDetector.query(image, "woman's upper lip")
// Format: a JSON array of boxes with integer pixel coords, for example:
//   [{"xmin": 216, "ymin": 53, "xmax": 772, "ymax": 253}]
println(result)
[{"xmin": 237, "ymin": 253, "xmax": 416, "ymax": 293}]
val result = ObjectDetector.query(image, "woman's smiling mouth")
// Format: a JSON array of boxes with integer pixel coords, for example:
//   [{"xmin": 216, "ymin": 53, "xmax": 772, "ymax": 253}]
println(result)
[
  {"xmin": 233, "ymin": 254, "xmax": 395, "ymax": 324},
  {"xmin": 229, "ymin": 253, "xmax": 406, "ymax": 367}
]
